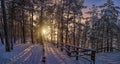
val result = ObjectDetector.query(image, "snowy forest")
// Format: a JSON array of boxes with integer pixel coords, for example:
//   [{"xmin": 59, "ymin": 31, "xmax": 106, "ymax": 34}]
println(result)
[{"xmin": 0, "ymin": 0, "xmax": 120, "ymax": 64}]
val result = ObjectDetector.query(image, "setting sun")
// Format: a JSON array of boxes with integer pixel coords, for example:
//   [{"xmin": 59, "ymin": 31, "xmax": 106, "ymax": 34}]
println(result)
[
  {"xmin": 42, "ymin": 26, "xmax": 50, "ymax": 35},
  {"xmin": 42, "ymin": 29, "xmax": 47, "ymax": 35},
  {"xmin": 41, "ymin": 26, "xmax": 52, "ymax": 40}
]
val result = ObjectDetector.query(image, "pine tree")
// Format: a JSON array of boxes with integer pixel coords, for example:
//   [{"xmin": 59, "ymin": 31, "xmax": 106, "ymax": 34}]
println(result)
[{"xmin": 99, "ymin": 0, "xmax": 120, "ymax": 52}]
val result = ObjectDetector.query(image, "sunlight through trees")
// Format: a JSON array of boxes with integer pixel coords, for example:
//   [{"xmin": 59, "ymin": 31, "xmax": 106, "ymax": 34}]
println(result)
[{"xmin": 0, "ymin": 0, "xmax": 120, "ymax": 63}]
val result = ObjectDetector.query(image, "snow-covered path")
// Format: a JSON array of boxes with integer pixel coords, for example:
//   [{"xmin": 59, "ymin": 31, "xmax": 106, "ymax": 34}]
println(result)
[
  {"xmin": 10, "ymin": 45, "xmax": 43, "ymax": 64},
  {"xmin": 44, "ymin": 43, "xmax": 89, "ymax": 64},
  {"xmin": 0, "ymin": 43, "xmax": 90, "ymax": 64},
  {"xmin": 0, "ymin": 44, "xmax": 43, "ymax": 64},
  {"xmin": 0, "ymin": 42, "xmax": 120, "ymax": 64}
]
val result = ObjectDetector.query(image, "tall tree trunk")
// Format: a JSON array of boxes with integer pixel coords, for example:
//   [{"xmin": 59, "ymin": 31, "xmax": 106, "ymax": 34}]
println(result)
[
  {"xmin": 13, "ymin": 21, "xmax": 16, "ymax": 44},
  {"xmin": 65, "ymin": 0, "xmax": 70, "ymax": 45},
  {"xmin": 0, "ymin": 18, "xmax": 4, "ymax": 44},
  {"xmin": 31, "ymin": 11, "xmax": 34, "ymax": 44},
  {"xmin": 0, "ymin": 33, "xmax": 4, "ymax": 44},
  {"xmin": 60, "ymin": 0, "xmax": 64, "ymax": 51},
  {"xmin": 39, "ymin": 0, "xmax": 44, "ymax": 44},
  {"xmin": 22, "ymin": 8, "xmax": 26, "ymax": 44},
  {"xmin": 1, "ymin": 0, "xmax": 11, "ymax": 52},
  {"xmin": 10, "ymin": 1, "xmax": 15, "ymax": 50}
]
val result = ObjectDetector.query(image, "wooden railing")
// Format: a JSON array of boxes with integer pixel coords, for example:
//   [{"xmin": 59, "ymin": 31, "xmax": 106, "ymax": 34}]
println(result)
[
  {"xmin": 57, "ymin": 43, "xmax": 120, "ymax": 64},
  {"xmin": 60, "ymin": 44, "xmax": 96, "ymax": 64}
]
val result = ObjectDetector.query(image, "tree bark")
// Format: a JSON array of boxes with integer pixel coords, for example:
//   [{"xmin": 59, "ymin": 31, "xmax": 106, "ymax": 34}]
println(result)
[{"xmin": 1, "ymin": 0, "xmax": 11, "ymax": 52}]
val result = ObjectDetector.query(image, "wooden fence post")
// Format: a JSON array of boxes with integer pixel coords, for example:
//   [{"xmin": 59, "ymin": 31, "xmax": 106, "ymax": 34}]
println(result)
[{"xmin": 91, "ymin": 50, "xmax": 96, "ymax": 64}]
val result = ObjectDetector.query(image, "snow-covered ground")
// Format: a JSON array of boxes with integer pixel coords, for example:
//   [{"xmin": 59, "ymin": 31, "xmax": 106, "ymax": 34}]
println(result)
[
  {"xmin": 96, "ymin": 52, "xmax": 120, "ymax": 64},
  {"xmin": 0, "ymin": 43, "xmax": 43, "ymax": 64},
  {"xmin": 44, "ymin": 43, "xmax": 90, "ymax": 64},
  {"xmin": 0, "ymin": 42, "xmax": 120, "ymax": 64}
]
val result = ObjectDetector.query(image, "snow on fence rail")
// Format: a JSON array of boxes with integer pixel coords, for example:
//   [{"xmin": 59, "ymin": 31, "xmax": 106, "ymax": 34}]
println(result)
[
  {"xmin": 59, "ymin": 44, "xmax": 96, "ymax": 64},
  {"xmin": 56, "ymin": 43, "xmax": 120, "ymax": 64}
]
